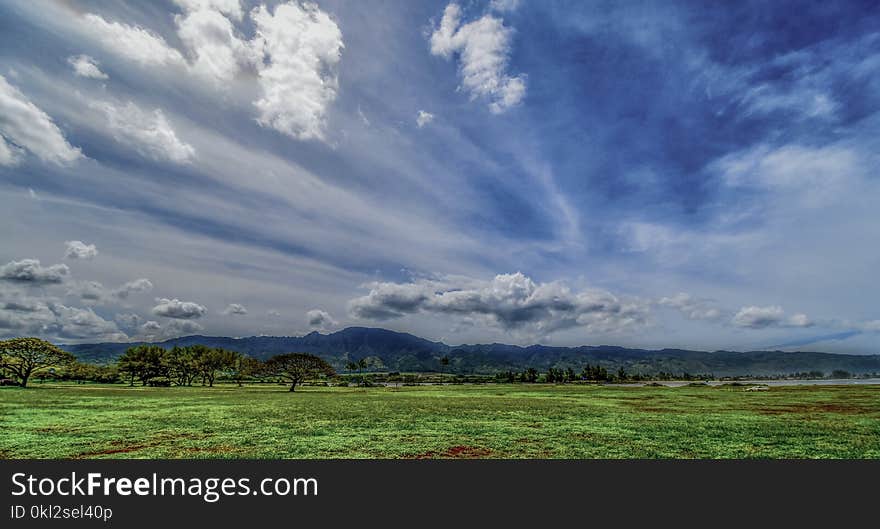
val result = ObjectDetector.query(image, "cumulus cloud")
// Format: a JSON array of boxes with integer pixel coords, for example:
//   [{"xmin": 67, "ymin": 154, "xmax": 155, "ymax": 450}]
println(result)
[
  {"xmin": 223, "ymin": 303, "xmax": 248, "ymax": 315},
  {"xmin": 266, "ymin": 309, "xmax": 281, "ymax": 318},
  {"xmin": 161, "ymin": 319, "xmax": 204, "ymax": 338},
  {"xmin": 0, "ymin": 259, "xmax": 70, "ymax": 284},
  {"xmin": 90, "ymin": 100, "xmax": 195, "ymax": 163},
  {"xmin": 174, "ymin": 0, "xmax": 256, "ymax": 84},
  {"xmin": 349, "ymin": 272, "xmax": 648, "ymax": 335},
  {"xmin": 67, "ymin": 280, "xmax": 105, "ymax": 303},
  {"xmin": 152, "ymin": 298, "xmax": 207, "ymax": 319},
  {"xmin": 134, "ymin": 318, "xmax": 203, "ymax": 340},
  {"xmin": 732, "ymin": 306, "xmax": 813, "ymax": 329},
  {"xmin": 67, "ymin": 55, "xmax": 109, "ymax": 80},
  {"xmin": 658, "ymin": 293, "xmax": 723, "ymax": 321},
  {"xmin": 0, "ymin": 296, "xmax": 125, "ymax": 342},
  {"xmin": 50, "ymin": 304, "xmax": 126, "ymax": 341},
  {"xmin": 306, "ymin": 308, "xmax": 336, "ymax": 330},
  {"xmin": 142, "ymin": 320, "xmax": 162, "ymax": 332},
  {"xmin": 250, "ymin": 1, "xmax": 344, "ymax": 140},
  {"xmin": 114, "ymin": 312, "xmax": 144, "ymax": 333},
  {"xmin": 173, "ymin": 0, "xmax": 243, "ymax": 20},
  {"xmin": 112, "ymin": 278, "xmax": 153, "ymax": 300},
  {"xmin": 0, "ymin": 75, "xmax": 83, "ymax": 166},
  {"xmin": 416, "ymin": 110, "xmax": 435, "ymax": 128},
  {"xmin": 67, "ymin": 278, "xmax": 152, "ymax": 304},
  {"xmin": 81, "ymin": 13, "xmax": 186, "ymax": 67},
  {"xmin": 430, "ymin": 3, "xmax": 526, "ymax": 113},
  {"xmin": 64, "ymin": 240, "xmax": 98, "ymax": 260}
]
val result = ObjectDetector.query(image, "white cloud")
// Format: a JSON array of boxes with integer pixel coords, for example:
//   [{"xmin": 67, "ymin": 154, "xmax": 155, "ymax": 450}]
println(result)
[
  {"xmin": 114, "ymin": 312, "xmax": 144, "ymax": 332},
  {"xmin": 81, "ymin": 13, "xmax": 186, "ymax": 67},
  {"xmin": 250, "ymin": 1, "xmax": 344, "ymax": 140},
  {"xmin": 160, "ymin": 319, "xmax": 204, "ymax": 338},
  {"xmin": 0, "ymin": 259, "xmax": 70, "ymax": 284},
  {"xmin": 64, "ymin": 240, "xmax": 98, "ymax": 260},
  {"xmin": 349, "ymin": 272, "xmax": 648, "ymax": 336},
  {"xmin": 732, "ymin": 306, "xmax": 813, "ymax": 329},
  {"xmin": 490, "ymin": 0, "xmax": 521, "ymax": 12},
  {"xmin": 51, "ymin": 304, "xmax": 126, "ymax": 341},
  {"xmin": 306, "ymin": 308, "xmax": 336, "ymax": 330},
  {"xmin": 66, "ymin": 277, "xmax": 152, "ymax": 305},
  {"xmin": 173, "ymin": 0, "xmax": 243, "ymax": 20},
  {"xmin": 715, "ymin": 143, "xmax": 861, "ymax": 205},
  {"xmin": 67, "ymin": 55, "xmax": 109, "ymax": 80},
  {"xmin": 112, "ymin": 278, "xmax": 153, "ymax": 299},
  {"xmin": 67, "ymin": 280, "xmax": 105, "ymax": 303},
  {"xmin": 0, "ymin": 75, "xmax": 83, "ymax": 166},
  {"xmin": 267, "ymin": 309, "xmax": 282, "ymax": 318},
  {"xmin": 658, "ymin": 293, "xmax": 723, "ymax": 321},
  {"xmin": 174, "ymin": 0, "xmax": 255, "ymax": 84},
  {"xmin": 223, "ymin": 303, "xmax": 248, "ymax": 315},
  {"xmin": 152, "ymin": 298, "xmax": 207, "ymax": 319},
  {"xmin": 430, "ymin": 3, "xmax": 526, "ymax": 113},
  {"xmin": 0, "ymin": 135, "xmax": 24, "ymax": 167},
  {"xmin": 135, "ymin": 318, "xmax": 203, "ymax": 340},
  {"xmin": 90, "ymin": 100, "xmax": 196, "ymax": 163},
  {"xmin": 0, "ymin": 295, "xmax": 125, "ymax": 342},
  {"xmin": 142, "ymin": 320, "xmax": 161, "ymax": 331},
  {"xmin": 416, "ymin": 110, "xmax": 435, "ymax": 128}
]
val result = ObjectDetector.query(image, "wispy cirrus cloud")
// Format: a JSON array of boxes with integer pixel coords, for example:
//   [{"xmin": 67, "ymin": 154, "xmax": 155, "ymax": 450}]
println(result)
[{"xmin": 0, "ymin": 75, "xmax": 82, "ymax": 166}]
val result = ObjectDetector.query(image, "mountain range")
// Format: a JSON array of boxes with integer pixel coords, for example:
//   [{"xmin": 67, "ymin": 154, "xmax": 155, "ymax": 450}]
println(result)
[{"xmin": 62, "ymin": 327, "xmax": 880, "ymax": 377}]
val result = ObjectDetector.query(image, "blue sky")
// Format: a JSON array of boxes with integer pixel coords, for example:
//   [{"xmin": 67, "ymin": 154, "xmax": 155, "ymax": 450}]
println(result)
[{"xmin": 1, "ymin": 0, "xmax": 879, "ymax": 352}]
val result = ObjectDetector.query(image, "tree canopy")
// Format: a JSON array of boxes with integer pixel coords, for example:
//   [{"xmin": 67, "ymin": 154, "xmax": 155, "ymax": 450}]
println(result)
[
  {"xmin": 263, "ymin": 353, "xmax": 335, "ymax": 392},
  {"xmin": 0, "ymin": 337, "xmax": 75, "ymax": 387}
]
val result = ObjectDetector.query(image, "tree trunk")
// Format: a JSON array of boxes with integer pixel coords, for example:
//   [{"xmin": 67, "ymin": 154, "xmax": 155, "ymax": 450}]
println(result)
[
  {"xmin": 289, "ymin": 381, "xmax": 297, "ymax": 392},
  {"xmin": 20, "ymin": 372, "xmax": 30, "ymax": 388}
]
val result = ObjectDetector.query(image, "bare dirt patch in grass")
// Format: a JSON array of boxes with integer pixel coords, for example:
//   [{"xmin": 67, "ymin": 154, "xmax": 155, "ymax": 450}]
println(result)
[{"xmin": 408, "ymin": 445, "xmax": 494, "ymax": 459}]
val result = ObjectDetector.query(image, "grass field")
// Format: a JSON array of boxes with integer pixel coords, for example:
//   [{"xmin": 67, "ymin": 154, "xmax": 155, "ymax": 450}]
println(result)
[{"xmin": 2, "ymin": 383, "xmax": 879, "ymax": 458}]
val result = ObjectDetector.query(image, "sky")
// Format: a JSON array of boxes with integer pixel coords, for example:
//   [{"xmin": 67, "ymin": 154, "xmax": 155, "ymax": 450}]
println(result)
[{"xmin": 1, "ymin": 0, "xmax": 878, "ymax": 353}]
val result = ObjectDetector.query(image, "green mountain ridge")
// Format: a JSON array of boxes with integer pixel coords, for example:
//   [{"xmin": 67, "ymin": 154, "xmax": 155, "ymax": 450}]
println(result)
[{"xmin": 61, "ymin": 327, "xmax": 880, "ymax": 377}]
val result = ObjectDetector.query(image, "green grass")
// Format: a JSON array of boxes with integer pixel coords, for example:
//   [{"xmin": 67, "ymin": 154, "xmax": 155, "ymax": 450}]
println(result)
[{"xmin": 1, "ymin": 383, "xmax": 878, "ymax": 458}]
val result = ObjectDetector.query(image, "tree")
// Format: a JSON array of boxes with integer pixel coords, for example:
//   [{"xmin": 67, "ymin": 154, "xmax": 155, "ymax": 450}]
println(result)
[
  {"xmin": 439, "ymin": 355, "xmax": 450, "ymax": 383},
  {"xmin": 264, "ymin": 353, "xmax": 335, "ymax": 392},
  {"xmin": 0, "ymin": 337, "xmax": 75, "ymax": 388},
  {"xmin": 117, "ymin": 345, "xmax": 166, "ymax": 386},
  {"xmin": 187, "ymin": 345, "xmax": 214, "ymax": 386},
  {"xmin": 196, "ymin": 348, "xmax": 237, "ymax": 387},
  {"xmin": 230, "ymin": 355, "xmax": 262, "ymax": 387},
  {"xmin": 166, "ymin": 346, "xmax": 198, "ymax": 386},
  {"xmin": 524, "ymin": 367, "xmax": 538, "ymax": 383},
  {"xmin": 356, "ymin": 357, "xmax": 368, "ymax": 386}
]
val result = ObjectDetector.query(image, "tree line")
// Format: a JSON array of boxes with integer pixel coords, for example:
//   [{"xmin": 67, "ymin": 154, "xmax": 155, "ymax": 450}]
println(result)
[
  {"xmin": 2, "ymin": 337, "xmax": 873, "ymax": 389},
  {"xmin": 0, "ymin": 338, "xmax": 334, "ymax": 392},
  {"xmin": 116, "ymin": 345, "xmax": 334, "ymax": 391}
]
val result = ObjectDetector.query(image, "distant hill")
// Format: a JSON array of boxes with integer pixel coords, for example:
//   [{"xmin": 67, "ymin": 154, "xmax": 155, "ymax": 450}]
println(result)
[{"xmin": 63, "ymin": 326, "xmax": 880, "ymax": 377}]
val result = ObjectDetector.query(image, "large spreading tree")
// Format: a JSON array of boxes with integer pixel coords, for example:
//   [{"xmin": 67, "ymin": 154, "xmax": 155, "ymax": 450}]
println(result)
[
  {"xmin": 0, "ymin": 337, "xmax": 75, "ymax": 387},
  {"xmin": 264, "ymin": 353, "xmax": 335, "ymax": 392}
]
